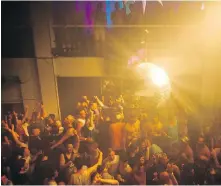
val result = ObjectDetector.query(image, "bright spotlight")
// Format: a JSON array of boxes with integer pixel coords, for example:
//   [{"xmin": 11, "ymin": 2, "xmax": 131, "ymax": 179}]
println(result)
[
  {"xmin": 150, "ymin": 66, "xmax": 169, "ymax": 87},
  {"xmin": 136, "ymin": 62, "xmax": 170, "ymax": 88},
  {"xmin": 131, "ymin": 62, "xmax": 171, "ymax": 107}
]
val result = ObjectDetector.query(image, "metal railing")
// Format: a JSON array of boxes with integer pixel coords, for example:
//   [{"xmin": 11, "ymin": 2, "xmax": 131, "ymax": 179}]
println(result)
[
  {"xmin": 52, "ymin": 24, "xmax": 198, "ymax": 28},
  {"xmin": 51, "ymin": 24, "xmax": 197, "ymax": 57}
]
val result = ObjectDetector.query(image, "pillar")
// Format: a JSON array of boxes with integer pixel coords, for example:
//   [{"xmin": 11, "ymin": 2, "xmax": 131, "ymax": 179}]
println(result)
[{"xmin": 30, "ymin": 2, "xmax": 60, "ymax": 119}]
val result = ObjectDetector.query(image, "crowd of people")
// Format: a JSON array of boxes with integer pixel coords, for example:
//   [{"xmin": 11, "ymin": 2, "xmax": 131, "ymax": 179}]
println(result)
[{"xmin": 1, "ymin": 94, "xmax": 221, "ymax": 185}]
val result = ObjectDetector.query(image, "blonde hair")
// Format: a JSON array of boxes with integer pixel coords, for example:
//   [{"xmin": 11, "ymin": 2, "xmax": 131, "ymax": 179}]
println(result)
[{"xmin": 67, "ymin": 115, "xmax": 74, "ymax": 123}]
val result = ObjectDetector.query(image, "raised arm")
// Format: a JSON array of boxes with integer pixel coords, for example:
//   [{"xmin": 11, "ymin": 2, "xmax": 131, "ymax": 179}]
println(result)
[
  {"xmin": 35, "ymin": 102, "xmax": 42, "ymax": 119},
  {"xmin": 21, "ymin": 105, "xmax": 29, "ymax": 124},
  {"xmin": 51, "ymin": 128, "xmax": 77, "ymax": 149},
  {"xmin": 167, "ymin": 164, "xmax": 178, "ymax": 185},
  {"xmin": 40, "ymin": 104, "xmax": 47, "ymax": 119},
  {"xmin": 12, "ymin": 112, "xmax": 18, "ymax": 128},
  {"xmin": 170, "ymin": 172, "xmax": 178, "ymax": 185},
  {"xmin": 87, "ymin": 149, "xmax": 103, "ymax": 175},
  {"xmin": 4, "ymin": 124, "xmax": 27, "ymax": 148},
  {"xmin": 94, "ymin": 96, "xmax": 105, "ymax": 108}
]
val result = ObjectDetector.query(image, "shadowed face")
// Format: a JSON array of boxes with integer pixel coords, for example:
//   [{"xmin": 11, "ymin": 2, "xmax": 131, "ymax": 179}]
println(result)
[
  {"xmin": 64, "ymin": 115, "xmax": 74, "ymax": 127},
  {"xmin": 48, "ymin": 117, "xmax": 54, "ymax": 125},
  {"xmin": 108, "ymin": 151, "xmax": 115, "ymax": 161},
  {"xmin": 32, "ymin": 128, "xmax": 40, "ymax": 136},
  {"xmin": 140, "ymin": 156, "xmax": 145, "ymax": 165},
  {"xmin": 152, "ymin": 155, "xmax": 158, "ymax": 164},
  {"xmin": 197, "ymin": 137, "xmax": 205, "ymax": 147},
  {"xmin": 80, "ymin": 110, "xmax": 86, "ymax": 119},
  {"xmin": 141, "ymin": 141, "xmax": 146, "ymax": 150},
  {"xmin": 67, "ymin": 144, "xmax": 73, "ymax": 153},
  {"xmin": 159, "ymin": 154, "xmax": 169, "ymax": 165}
]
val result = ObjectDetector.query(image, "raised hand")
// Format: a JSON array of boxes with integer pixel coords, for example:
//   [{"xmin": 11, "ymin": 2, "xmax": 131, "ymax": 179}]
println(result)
[{"xmin": 12, "ymin": 111, "xmax": 18, "ymax": 117}]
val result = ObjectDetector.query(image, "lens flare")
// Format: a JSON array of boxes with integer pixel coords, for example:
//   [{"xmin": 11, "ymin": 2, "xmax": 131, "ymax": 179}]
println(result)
[
  {"xmin": 150, "ymin": 65, "xmax": 170, "ymax": 87},
  {"xmin": 136, "ymin": 62, "xmax": 170, "ymax": 88}
]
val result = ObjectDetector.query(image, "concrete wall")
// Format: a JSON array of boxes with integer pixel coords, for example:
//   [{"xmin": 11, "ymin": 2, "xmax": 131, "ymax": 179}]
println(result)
[
  {"xmin": 2, "ymin": 58, "xmax": 41, "ymax": 115},
  {"xmin": 55, "ymin": 57, "xmax": 105, "ymax": 77}
]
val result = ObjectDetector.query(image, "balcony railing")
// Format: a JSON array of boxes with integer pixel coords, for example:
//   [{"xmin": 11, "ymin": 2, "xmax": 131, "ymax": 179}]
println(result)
[{"xmin": 51, "ymin": 24, "xmax": 197, "ymax": 58}]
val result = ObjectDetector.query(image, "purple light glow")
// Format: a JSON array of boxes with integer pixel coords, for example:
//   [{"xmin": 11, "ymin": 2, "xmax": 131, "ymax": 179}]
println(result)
[
  {"xmin": 75, "ymin": 1, "xmax": 80, "ymax": 12},
  {"xmin": 85, "ymin": 2, "xmax": 93, "ymax": 26},
  {"xmin": 128, "ymin": 48, "xmax": 146, "ymax": 66}
]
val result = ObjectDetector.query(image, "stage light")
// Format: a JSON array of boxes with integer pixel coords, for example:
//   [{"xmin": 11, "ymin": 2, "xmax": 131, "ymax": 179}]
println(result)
[
  {"xmin": 136, "ymin": 62, "xmax": 170, "ymax": 88},
  {"xmin": 150, "ymin": 65, "xmax": 169, "ymax": 87},
  {"xmin": 134, "ymin": 62, "xmax": 171, "ymax": 107},
  {"xmin": 130, "ymin": 62, "xmax": 171, "ymax": 107}
]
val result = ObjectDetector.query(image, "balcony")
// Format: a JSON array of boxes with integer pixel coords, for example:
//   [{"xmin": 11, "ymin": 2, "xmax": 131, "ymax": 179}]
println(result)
[
  {"xmin": 52, "ymin": 24, "xmax": 196, "ymax": 58},
  {"xmin": 50, "ymin": 1, "xmax": 210, "ymax": 58}
]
